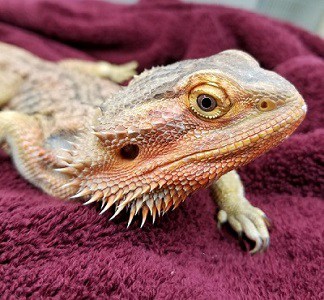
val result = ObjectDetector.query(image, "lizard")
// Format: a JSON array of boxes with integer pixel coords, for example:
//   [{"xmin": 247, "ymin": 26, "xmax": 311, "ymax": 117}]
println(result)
[{"xmin": 0, "ymin": 42, "xmax": 307, "ymax": 253}]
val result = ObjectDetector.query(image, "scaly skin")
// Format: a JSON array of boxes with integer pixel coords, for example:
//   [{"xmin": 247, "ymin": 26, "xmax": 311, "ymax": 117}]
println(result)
[{"xmin": 0, "ymin": 42, "xmax": 306, "ymax": 253}]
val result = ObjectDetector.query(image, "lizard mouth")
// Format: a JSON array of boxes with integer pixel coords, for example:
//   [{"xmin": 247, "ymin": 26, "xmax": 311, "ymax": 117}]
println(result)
[{"xmin": 68, "ymin": 100, "xmax": 305, "ymax": 228}]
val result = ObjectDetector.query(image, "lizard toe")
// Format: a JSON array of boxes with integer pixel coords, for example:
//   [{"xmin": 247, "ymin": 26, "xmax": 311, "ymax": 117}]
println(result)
[
  {"xmin": 237, "ymin": 209, "xmax": 270, "ymax": 254},
  {"xmin": 228, "ymin": 215, "xmax": 243, "ymax": 234},
  {"xmin": 217, "ymin": 209, "xmax": 228, "ymax": 229},
  {"xmin": 220, "ymin": 202, "xmax": 270, "ymax": 254}
]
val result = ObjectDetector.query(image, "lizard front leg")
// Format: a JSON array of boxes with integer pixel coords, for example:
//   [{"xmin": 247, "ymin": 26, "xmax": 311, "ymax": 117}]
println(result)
[
  {"xmin": 0, "ymin": 111, "xmax": 77, "ymax": 198},
  {"xmin": 210, "ymin": 170, "xmax": 270, "ymax": 254},
  {"xmin": 59, "ymin": 59, "xmax": 138, "ymax": 83}
]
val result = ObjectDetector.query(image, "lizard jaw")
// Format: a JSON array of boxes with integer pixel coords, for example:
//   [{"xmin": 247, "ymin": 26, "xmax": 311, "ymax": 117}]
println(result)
[{"xmin": 57, "ymin": 100, "xmax": 305, "ymax": 228}]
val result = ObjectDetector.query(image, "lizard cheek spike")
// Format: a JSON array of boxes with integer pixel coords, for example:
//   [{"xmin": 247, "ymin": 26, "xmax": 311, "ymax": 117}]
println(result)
[{"xmin": 0, "ymin": 43, "xmax": 306, "ymax": 254}]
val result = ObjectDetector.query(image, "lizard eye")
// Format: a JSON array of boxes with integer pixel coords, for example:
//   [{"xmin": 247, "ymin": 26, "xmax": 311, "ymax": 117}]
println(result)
[
  {"xmin": 188, "ymin": 83, "xmax": 231, "ymax": 119},
  {"xmin": 197, "ymin": 94, "xmax": 217, "ymax": 111}
]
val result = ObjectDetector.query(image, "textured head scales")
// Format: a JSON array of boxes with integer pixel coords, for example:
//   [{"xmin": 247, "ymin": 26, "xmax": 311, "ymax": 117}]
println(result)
[{"xmin": 60, "ymin": 50, "xmax": 306, "ymax": 227}]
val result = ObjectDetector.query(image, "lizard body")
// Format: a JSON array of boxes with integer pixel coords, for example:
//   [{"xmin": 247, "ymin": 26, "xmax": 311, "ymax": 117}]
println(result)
[{"xmin": 0, "ymin": 42, "xmax": 306, "ymax": 253}]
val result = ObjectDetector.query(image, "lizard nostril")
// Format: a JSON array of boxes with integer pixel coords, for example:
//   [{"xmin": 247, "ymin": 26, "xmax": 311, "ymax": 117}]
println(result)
[
  {"xmin": 257, "ymin": 99, "xmax": 277, "ymax": 111},
  {"xmin": 120, "ymin": 144, "xmax": 139, "ymax": 160},
  {"xmin": 260, "ymin": 101, "xmax": 268, "ymax": 109}
]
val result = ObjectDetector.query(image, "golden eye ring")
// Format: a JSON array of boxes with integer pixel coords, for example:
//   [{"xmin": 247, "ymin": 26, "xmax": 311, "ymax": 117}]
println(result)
[{"xmin": 187, "ymin": 83, "xmax": 231, "ymax": 120}]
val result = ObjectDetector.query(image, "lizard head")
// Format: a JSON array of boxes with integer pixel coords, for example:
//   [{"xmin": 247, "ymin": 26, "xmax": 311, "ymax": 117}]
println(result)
[{"xmin": 62, "ymin": 50, "xmax": 306, "ymax": 226}]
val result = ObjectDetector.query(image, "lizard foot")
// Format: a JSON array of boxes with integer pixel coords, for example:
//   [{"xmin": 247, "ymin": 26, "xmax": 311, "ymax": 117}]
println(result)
[{"xmin": 217, "ymin": 201, "xmax": 270, "ymax": 254}]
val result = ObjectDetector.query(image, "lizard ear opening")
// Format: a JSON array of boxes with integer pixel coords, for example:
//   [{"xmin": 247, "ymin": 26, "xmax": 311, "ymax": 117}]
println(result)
[{"xmin": 120, "ymin": 144, "xmax": 139, "ymax": 160}]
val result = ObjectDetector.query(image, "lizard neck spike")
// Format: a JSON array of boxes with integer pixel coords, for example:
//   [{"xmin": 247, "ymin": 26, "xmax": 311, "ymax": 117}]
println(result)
[
  {"xmin": 55, "ymin": 166, "xmax": 79, "ymax": 176},
  {"xmin": 92, "ymin": 124, "xmax": 142, "ymax": 144},
  {"xmin": 83, "ymin": 190, "xmax": 103, "ymax": 205},
  {"xmin": 93, "ymin": 130, "xmax": 116, "ymax": 142},
  {"xmin": 77, "ymin": 180, "xmax": 184, "ymax": 228},
  {"xmin": 71, "ymin": 187, "xmax": 91, "ymax": 199},
  {"xmin": 140, "ymin": 206, "xmax": 149, "ymax": 228},
  {"xmin": 151, "ymin": 206, "xmax": 157, "ymax": 224},
  {"xmin": 127, "ymin": 204, "xmax": 136, "ymax": 228},
  {"xmin": 92, "ymin": 119, "xmax": 169, "ymax": 144},
  {"xmin": 100, "ymin": 193, "xmax": 121, "ymax": 215},
  {"xmin": 123, "ymin": 188, "xmax": 180, "ymax": 227}
]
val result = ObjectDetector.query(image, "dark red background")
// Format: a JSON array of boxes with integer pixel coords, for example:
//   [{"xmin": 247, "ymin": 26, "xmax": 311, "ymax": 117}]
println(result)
[{"xmin": 0, "ymin": 0, "xmax": 323, "ymax": 298}]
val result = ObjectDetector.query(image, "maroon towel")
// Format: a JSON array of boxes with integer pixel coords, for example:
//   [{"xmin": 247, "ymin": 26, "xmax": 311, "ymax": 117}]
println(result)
[{"xmin": 0, "ymin": 0, "xmax": 323, "ymax": 298}]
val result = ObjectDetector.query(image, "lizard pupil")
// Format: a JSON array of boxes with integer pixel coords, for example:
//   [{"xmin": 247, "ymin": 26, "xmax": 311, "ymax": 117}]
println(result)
[{"xmin": 197, "ymin": 94, "xmax": 217, "ymax": 111}]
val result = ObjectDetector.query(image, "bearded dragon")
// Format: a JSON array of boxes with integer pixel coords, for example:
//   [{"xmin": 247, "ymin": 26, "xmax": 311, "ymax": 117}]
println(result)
[{"xmin": 0, "ymin": 42, "xmax": 306, "ymax": 253}]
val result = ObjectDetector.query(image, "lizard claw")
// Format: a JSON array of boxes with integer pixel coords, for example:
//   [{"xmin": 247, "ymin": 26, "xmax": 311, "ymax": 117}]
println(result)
[{"xmin": 217, "ymin": 202, "xmax": 270, "ymax": 254}]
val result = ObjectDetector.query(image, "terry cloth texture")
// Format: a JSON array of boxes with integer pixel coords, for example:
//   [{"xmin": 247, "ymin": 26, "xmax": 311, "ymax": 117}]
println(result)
[{"xmin": 0, "ymin": 0, "xmax": 323, "ymax": 299}]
